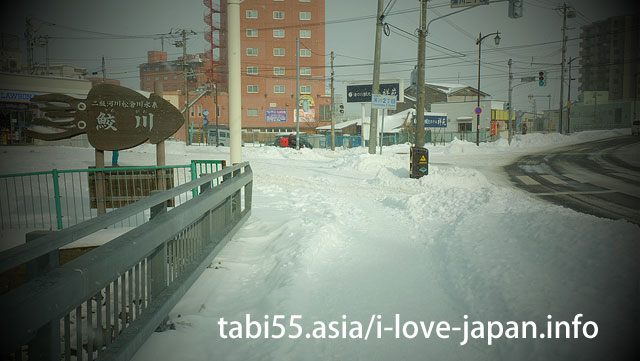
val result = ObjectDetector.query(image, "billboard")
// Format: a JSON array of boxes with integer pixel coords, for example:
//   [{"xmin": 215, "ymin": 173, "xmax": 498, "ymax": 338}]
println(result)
[
  {"xmin": 346, "ymin": 80, "xmax": 404, "ymax": 103},
  {"xmin": 412, "ymin": 114, "xmax": 448, "ymax": 128},
  {"xmin": 266, "ymin": 109, "xmax": 287, "ymax": 123}
]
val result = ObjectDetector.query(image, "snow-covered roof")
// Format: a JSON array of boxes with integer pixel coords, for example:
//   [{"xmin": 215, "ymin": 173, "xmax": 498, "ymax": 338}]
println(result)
[
  {"xmin": 316, "ymin": 120, "xmax": 358, "ymax": 131},
  {"xmin": 426, "ymin": 83, "xmax": 468, "ymax": 95}
]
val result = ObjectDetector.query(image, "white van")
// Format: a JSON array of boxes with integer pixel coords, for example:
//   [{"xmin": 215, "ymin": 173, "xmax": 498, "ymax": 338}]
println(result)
[
  {"xmin": 208, "ymin": 129, "xmax": 244, "ymax": 146},
  {"xmin": 208, "ymin": 129, "xmax": 230, "ymax": 146}
]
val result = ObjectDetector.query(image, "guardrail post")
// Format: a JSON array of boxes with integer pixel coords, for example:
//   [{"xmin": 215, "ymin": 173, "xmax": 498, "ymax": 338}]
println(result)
[
  {"xmin": 51, "ymin": 170, "xmax": 63, "ymax": 230},
  {"xmin": 244, "ymin": 168, "xmax": 252, "ymax": 212},
  {"xmin": 231, "ymin": 168, "xmax": 241, "ymax": 219},
  {"xmin": 148, "ymin": 192, "xmax": 167, "ymax": 301},
  {"xmin": 26, "ymin": 231, "xmax": 59, "ymax": 361},
  {"xmin": 190, "ymin": 162, "xmax": 198, "ymax": 198}
]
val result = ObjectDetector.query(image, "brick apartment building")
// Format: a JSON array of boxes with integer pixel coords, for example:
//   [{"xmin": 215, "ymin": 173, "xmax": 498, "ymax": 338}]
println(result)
[{"xmin": 138, "ymin": 0, "xmax": 330, "ymax": 142}]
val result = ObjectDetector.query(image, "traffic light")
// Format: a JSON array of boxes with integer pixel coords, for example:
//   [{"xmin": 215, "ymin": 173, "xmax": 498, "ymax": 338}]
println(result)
[
  {"xmin": 538, "ymin": 71, "xmax": 545, "ymax": 86},
  {"xmin": 508, "ymin": 0, "xmax": 523, "ymax": 19},
  {"xmin": 339, "ymin": 104, "xmax": 344, "ymax": 114}
]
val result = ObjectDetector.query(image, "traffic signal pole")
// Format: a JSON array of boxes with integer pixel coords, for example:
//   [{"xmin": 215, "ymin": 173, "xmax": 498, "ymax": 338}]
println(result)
[{"xmin": 415, "ymin": 0, "xmax": 427, "ymax": 147}]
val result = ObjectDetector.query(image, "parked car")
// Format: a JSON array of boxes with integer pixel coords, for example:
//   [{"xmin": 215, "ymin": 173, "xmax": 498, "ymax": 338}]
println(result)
[
  {"xmin": 208, "ymin": 129, "xmax": 244, "ymax": 146},
  {"xmin": 632, "ymin": 120, "xmax": 640, "ymax": 136},
  {"xmin": 274, "ymin": 133, "xmax": 313, "ymax": 149}
]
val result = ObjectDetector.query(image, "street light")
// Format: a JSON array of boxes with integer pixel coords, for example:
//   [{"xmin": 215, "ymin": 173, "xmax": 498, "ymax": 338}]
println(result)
[{"xmin": 475, "ymin": 31, "xmax": 501, "ymax": 146}]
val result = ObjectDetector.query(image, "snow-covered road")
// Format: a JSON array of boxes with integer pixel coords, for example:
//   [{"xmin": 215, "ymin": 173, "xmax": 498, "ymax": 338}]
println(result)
[{"xmin": 1, "ymin": 130, "xmax": 638, "ymax": 360}]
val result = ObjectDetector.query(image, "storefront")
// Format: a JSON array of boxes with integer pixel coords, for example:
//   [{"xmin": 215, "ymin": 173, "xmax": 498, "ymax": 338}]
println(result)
[{"xmin": 0, "ymin": 73, "xmax": 91, "ymax": 145}]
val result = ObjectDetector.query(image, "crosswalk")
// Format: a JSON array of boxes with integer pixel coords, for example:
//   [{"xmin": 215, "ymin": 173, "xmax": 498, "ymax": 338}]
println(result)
[{"xmin": 514, "ymin": 172, "xmax": 640, "ymax": 187}]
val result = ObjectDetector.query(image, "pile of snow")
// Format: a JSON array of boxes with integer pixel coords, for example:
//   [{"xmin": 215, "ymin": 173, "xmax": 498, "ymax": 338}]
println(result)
[{"xmin": 0, "ymin": 130, "xmax": 637, "ymax": 360}]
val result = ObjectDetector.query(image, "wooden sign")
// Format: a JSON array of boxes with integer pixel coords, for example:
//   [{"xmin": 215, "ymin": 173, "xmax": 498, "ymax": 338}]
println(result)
[
  {"xmin": 88, "ymin": 166, "xmax": 175, "ymax": 208},
  {"xmin": 26, "ymin": 84, "xmax": 184, "ymax": 151}
]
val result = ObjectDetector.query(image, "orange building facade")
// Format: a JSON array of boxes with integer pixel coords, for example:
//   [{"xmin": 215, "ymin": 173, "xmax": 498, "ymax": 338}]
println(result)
[{"xmin": 138, "ymin": 0, "xmax": 330, "ymax": 141}]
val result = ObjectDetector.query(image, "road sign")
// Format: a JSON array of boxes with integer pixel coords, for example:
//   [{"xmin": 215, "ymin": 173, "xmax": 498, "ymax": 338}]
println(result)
[
  {"xmin": 203, "ymin": 117, "xmax": 208, "ymax": 126},
  {"xmin": 451, "ymin": 0, "xmax": 489, "ymax": 8},
  {"xmin": 371, "ymin": 94, "xmax": 397, "ymax": 110},
  {"xmin": 203, "ymin": 109, "xmax": 209, "ymax": 117},
  {"xmin": 475, "ymin": 107, "xmax": 482, "ymax": 115},
  {"xmin": 520, "ymin": 76, "xmax": 536, "ymax": 83}
]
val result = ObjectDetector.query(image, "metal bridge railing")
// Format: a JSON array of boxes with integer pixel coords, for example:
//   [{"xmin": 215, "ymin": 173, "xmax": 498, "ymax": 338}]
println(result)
[
  {"xmin": 0, "ymin": 160, "xmax": 225, "ymax": 231},
  {"xmin": 0, "ymin": 162, "xmax": 252, "ymax": 361}
]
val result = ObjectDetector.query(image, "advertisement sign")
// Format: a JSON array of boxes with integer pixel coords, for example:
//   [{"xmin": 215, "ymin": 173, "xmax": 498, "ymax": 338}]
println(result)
[
  {"xmin": 491, "ymin": 121, "xmax": 498, "ymax": 136},
  {"xmin": 412, "ymin": 115, "xmax": 448, "ymax": 128},
  {"xmin": 346, "ymin": 80, "xmax": 404, "ymax": 103},
  {"xmin": 266, "ymin": 109, "xmax": 287, "ymax": 123},
  {"xmin": 451, "ymin": 0, "xmax": 489, "ymax": 8}
]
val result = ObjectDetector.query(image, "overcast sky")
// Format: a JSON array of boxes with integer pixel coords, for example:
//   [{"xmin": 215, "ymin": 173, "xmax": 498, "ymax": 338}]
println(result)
[{"xmin": 1, "ymin": 0, "xmax": 637, "ymax": 115}]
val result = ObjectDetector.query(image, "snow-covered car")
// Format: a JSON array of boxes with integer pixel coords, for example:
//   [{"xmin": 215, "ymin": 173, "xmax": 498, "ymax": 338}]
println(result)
[{"xmin": 632, "ymin": 120, "xmax": 640, "ymax": 136}]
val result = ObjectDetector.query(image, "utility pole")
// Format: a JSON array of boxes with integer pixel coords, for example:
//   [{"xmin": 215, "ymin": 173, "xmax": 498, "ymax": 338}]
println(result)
[
  {"xmin": 566, "ymin": 56, "xmax": 580, "ymax": 134},
  {"xmin": 101, "ymin": 56, "xmax": 106, "ymax": 82},
  {"xmin": 368, "ymin": 0, "xmax": 384, "ymax": 154},
  {"xmin": 182, "ymin": 29, "xmax": 191, "ymax": 145},
  {"xmin": 415, "ymin": 0, "xmax": 427, "ymax": 147},
  {"xmin": 296, "ymin": 37, "xmax": 300, "ymax": 150},
  {"xmin": 557, "ymin": 3, "xmax": 573, "ymax": 134},
  {"xmin": 25, "ymin": 17, "xmax": 34, "ymax": 74},
  {"xmin": 330, "ymin": 51, "xmax": 336, "ymax": 151},
  {"xmin": 507, "ymin": 58, "xmax": 513, "ymax": 144},
  {"xmin": 215, "ymin": 83, "xmax": 219, "ymax": 146}
]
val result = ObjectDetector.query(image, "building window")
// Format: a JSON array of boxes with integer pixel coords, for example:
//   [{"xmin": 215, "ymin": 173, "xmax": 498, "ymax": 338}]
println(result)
[
  {"xmin": 173, "ymin": 75, "xmax": 178, "ymax": 80},
  {"xmin": 163, "ymin": 75, "xmax": 168, "ymax": 81},
  {"xmin": 198, "ymin": 105, "xmax": 202, "ymax": 117},
  {"xmin": 300, "ymin": 49, "xmax": 311, "ymax": 57},
  {"xmin": 246, "ymin": 10, "xmax": 258, "ymax": 19},
  {"xmin": 246, "ymin": 48, "xmax": 258, "ymax": 56},
  {"xmin": 300, "ymin": 30, "xmax": 311, "ymax": 38},
  {"xmin": 273, "ymin": 48, "xmax": 285, "ymax": 56},
  {"xmin": 248, "ymin": 109, "xmax": 259, "ymax": 117},
  {"xmin": 274, "ymin": 67, "xmax": 285, "ymax": 75},
  {"xmin": 274, "ymin": 85, "xmax": 285, "ymax": 93},
  {"xmin": 155, "ymin": 76, "xmax": 159, "ymax": 81},
  {"xmin": 247, "ymin": 66, "xmax": 258, "ymax": 75},
  {"xmin": 299, "ymin": 0, "xmax": 311, "ymax": 2},
  {"xmin": 247, "ymin": 85, "xmax": 259, "ymax": 93},
  {"xmin": 172, "ymin": 85, "xmax": 178, "ymax": 91},
  {"xmin": 164, "ymin": 85, "xmax": 168, "ymax": 91},
  {"xmin": 145, "ymin": 76, "xmax": 150, "ymax": 81},
  {"xmin": 319, "ymin": 105, "xmax": 330, "ymax": 121},
  {"xmin": 246, "ymin": 29, "xmax": 258, "ymax": 37},
  {"xmin": 190, "ymin": 106, "xmax": 195, "ymax": 117},
  {"xmin": 300, "ymin": 85, "xmax": 311, "ymax": 94},
  {"xmin": 300, "ymin": 67, "xmax": 311, "ymax": 76},
  {"xmin": 273, "ymin": 29, "xmax": 285, "ymax": 38},
  {"xmin": 273, "ymin": 11, "xmax": 285, "ymax": 19},
  {"xmin": 300, "ymin": 12, "xmax": 311, "ymax": 20}
]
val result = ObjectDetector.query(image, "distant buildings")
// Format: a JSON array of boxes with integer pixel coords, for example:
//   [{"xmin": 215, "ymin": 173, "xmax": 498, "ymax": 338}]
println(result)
[
  {"xmin": 138, "ymin": 0, "xmax": 330, "ymax": 143},
  {"xmin": 579, "ymin": 14, "xmax": 639, "ymax": 101}
]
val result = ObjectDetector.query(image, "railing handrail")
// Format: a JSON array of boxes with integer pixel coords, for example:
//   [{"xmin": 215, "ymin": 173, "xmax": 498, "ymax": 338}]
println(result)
[
  {"xmin": 0, "ymin": 162, "xmax": 248, "ymax": 275},
  {"xmin": 0, "ymin": 161, "xmax": 224, "ymax": 179},
  {"xmin": 0, "ymin": 163, "xmax": 252, "ymax": 354}
]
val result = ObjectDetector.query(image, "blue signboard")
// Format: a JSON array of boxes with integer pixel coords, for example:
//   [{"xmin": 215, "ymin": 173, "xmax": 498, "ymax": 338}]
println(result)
[
  {"xmin": 412, "ymin": 115, "xmax": 448, "ymax": 128},
  {"xmin": 266, "ymin": 109, "xmax": 287, "ymax": 123}
]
